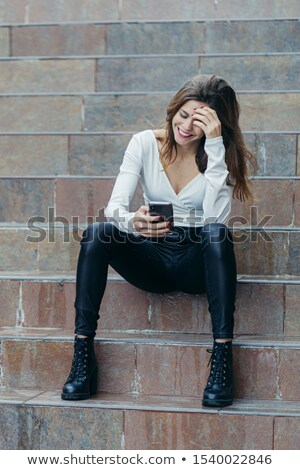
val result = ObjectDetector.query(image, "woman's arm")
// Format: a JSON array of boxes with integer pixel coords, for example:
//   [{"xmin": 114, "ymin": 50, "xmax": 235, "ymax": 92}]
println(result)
[
  {"xmin": 203, "ymin": 137, "xmax": 232, "ymax": 224},
  {"xmin": 192, "ymin": 106, "xmax": 232, "ymax": 224},
  {"xmin": 105, "ymin": 132, "xmax": 171, "ymax": 236},
  {"xmin": 104, "ymin": 134, "xmax": 142, "ymax": 233}
]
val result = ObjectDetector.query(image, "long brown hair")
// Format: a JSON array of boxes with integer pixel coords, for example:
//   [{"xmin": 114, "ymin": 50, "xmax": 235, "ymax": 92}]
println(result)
[{"xmin": 160, "ymin": 74, "xmax": 257, "ymax": 201}]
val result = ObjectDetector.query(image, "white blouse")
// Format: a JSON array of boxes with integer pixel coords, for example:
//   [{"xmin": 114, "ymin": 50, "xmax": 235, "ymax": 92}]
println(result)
[{"xmin": 104, "ymin": 130, "xmax": 232, "ymax": 233}]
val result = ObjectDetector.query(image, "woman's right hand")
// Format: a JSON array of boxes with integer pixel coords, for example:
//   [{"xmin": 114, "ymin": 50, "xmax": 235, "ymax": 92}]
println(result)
[{"xmin": 133, "ymin": 205, "xmax": 172, "ymax": 237}]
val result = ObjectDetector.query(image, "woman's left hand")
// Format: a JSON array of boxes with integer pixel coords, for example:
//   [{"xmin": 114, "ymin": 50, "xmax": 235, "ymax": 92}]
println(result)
[{"xmin": 192, "ymin": 106, "xmax": 222, "ymax": 139}]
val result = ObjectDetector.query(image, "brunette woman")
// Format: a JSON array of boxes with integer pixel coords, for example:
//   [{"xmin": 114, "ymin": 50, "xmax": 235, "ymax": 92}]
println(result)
[{"xmin": 61, "ymin": 74, "xmax": 255, "ymax": 407}]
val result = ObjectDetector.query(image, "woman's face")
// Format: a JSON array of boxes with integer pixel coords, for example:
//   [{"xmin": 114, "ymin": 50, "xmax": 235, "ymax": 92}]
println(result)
[{"xmin": 172, "ymin": 100, "xmax": 207, "ymax": 147}]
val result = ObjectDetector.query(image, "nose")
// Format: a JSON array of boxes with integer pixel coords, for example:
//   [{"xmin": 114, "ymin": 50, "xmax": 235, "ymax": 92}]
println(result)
[{"xmin": 183, "ymin": 117, "xmax": 194, "ymax": 131}]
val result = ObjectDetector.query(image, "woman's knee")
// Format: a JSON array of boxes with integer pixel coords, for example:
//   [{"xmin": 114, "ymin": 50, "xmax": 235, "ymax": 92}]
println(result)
[
  {"xmin": 81, "ymin": 222, "xmax": 119, "ymax": 246},
  {"xmin": 202, "ymin": 223, "xmax": 232, "ymax": 244}
]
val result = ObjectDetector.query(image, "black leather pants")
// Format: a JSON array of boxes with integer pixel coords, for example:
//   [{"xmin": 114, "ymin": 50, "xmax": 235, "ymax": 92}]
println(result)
[{"xmin": 74, "ymin": 222, "xmax": 237, "ymax": 339}]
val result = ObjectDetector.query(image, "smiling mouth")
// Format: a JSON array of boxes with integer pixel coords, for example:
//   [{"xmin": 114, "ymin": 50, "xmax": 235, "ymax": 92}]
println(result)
[{"xmin": 177, "ymin": 127, "xmax": 193, "ymax": 139}]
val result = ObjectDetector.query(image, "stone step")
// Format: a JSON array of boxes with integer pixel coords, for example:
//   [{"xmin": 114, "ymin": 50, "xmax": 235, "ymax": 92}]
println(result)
[
  {"xmin": 0, "ymin": 93, "xmax": 299, "ymax": 133},
  {"xmin": 1, "ymin": 0, "xmax": 299, "ymax": 24},
  {"xmin": 1, "ymin": 19, "xmax": 298, "ymax": 57},
  {"xmin": 0, "ymin": 132, "xmax": 298, "ymax": 177},
  {"xmin": 0, "ymin": 331, "xmax": 299, "ymax": 402},
  {"xmin": 1, "ymin": 273, "xmax": 299, "ymax": 336},
  {"xmin": 0, "ymin": 177, "xmax": 299, "ymax": 228},
  {"xmin": 0, "ymin": 389, "xmax": 299, "ymax": 449},
  {"xmin": 0, "ymin": 226, "xmax": 300, "ymax": 275},
  {"xmin": 0, "ymin": 54, "xmax": 299, "ymax": 92}
]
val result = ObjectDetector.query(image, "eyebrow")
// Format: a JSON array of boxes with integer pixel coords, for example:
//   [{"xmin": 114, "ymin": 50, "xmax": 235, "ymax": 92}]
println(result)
[{"xmin": 180, "ymin": 109, "xmax": 190, "ymax": 116}]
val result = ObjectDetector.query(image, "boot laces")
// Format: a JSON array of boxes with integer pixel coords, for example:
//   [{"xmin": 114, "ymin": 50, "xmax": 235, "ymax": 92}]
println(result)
[
  {"xmin": 68, "ymin": 340, "xmax": 88, "ymax": 382},
  {"xmin": 206, "ymin": 343, "xmax": 231, "ymax": 386}
]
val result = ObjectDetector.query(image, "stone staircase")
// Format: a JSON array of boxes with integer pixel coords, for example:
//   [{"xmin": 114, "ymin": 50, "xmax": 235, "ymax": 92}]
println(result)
[{"xmin": 0, "ymin": 0, "xmax": 300, "ymax": 450}]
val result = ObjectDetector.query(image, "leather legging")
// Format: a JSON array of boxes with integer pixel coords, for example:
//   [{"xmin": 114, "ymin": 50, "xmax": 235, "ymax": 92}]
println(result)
[{"xmin": 74, "ymin": 222, "xmax": 237, "ymax": 339}]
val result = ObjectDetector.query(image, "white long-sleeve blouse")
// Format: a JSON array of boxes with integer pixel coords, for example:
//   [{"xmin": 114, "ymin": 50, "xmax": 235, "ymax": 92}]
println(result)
[{"xmin": 104, "ymin": 130, "xmax": 232, "ymax": 233}]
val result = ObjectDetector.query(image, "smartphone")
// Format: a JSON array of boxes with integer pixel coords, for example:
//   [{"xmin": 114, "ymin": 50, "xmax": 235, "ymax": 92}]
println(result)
[{"xmin": 149, "ymin": 201, "xmax": 174, "ymax": 223}]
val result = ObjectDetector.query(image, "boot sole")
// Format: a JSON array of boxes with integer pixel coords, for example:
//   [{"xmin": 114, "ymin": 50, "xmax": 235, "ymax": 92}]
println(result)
[
  {"xmin": 202, "ymin": 398, "xmax": 233, "ymax": 407},
  {"xmin": 61, "ymin": 392, "xmax": 91, "ymax": 400}
]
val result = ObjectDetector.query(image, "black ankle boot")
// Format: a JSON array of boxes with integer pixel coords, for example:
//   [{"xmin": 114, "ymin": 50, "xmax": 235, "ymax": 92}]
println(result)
[
  {"xmin": 61, "ymin": 336, "xmax": 98, "ymax": 400},
  {"xmin": 202, "ymin": 340, "xmax": 233, "ymax": 407}
]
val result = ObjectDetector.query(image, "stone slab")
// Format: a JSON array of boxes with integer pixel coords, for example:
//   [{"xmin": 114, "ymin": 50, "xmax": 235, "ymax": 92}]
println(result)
[
  {"xmin": 1, "ymin": 336, "xmax": 300, "ymax": 400},
  {"xmin": 26, "ymin": 0, "xmax": 120, "ymax": 23},
  {"xmin": 0, "ymin": 27, "xmax": 9, "ymax": 56},
  {"xmin": 0, "ymin": 403, "xmax": 123, "ymax": 450},
  {"xmin": 0, "ymin": 59, "xmax": 95, "ymax": 93},
  {"xmin": 84, "ymin": 93, "xmax": 300, "ymax": 133},
  {"xmin": 0, "ymin": 96, "xmax": 82, "ymax": 132},
  {"xmin": 0, "ymin": 135, "xmax": 68, "ymax": 176},
  {"xmin": 97, "ymin": 56, "xmax": 198, "ymax": 92},
  {"xmin": 122, "ymin": 0, "xmax": 300, "ymax": 20},
  {"xmin": 12, "ymin": 24, "xmax": 107, "ymax": 56},
  {"xmin": 0, "ymin": 179, "xmax": 54, "ymax": 223},
  {"xmin": 124, "ymin": 410, "xmax": 274, "ymax": 449},
  {"xmin": 0, "ymin": 278, "xmax": 287, "ymax": 336}
]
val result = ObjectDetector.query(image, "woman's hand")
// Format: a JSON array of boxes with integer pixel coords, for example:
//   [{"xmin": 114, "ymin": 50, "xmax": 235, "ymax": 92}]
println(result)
[
  {"xmin": 133, "ymin": 205, "xmax": 171, "ymax": 237},
  {"xmin": 192, "ymin": 106, "xmax": 222, "ymax": 139}
]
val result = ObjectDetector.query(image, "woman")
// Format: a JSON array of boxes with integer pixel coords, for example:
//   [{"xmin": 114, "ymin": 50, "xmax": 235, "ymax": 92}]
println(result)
[{"xmin": 61, "ymin": 74, "xmax": 255, "ymax": 407}]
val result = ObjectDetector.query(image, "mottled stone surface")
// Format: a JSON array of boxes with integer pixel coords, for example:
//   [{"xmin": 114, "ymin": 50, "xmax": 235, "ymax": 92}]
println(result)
[
  {"xmin": 200, "ymin": 55, "xmax": 300, "ymax": 91},
  {"xmin": 97, "ymin": 342, "xmax": 136, "ymax": 394},
  {"xmin": 64, "ymin": 133, "xmax": 299, "ymax": 177},
  {"xmin": 234, "ymin": 231, "xmax": 290, "ymax": 275},
  {"xmin": 244, "ymin": 133, "xmax": 297, "ymax": 177},
  {"xmin": 97, "ymin": 57, "xmax": 198, "ymax": 92},
  {"xmin": 0, "ymin": 60, "xmax": 95, "ymax": 93},
  {"xmin": 100, "ymin": 281, "xmax": 150, "ymax": 331},
  {"xmin": 107, "ymin": 22, "xmax": 205, "ymax": 54},
  {"xmin": 21, "ymin": 280, "xmax": 75, "ymax": 329},
  {"xmin": 0, "ymin": 404, "xmax": 123, "ymax": 450},
  {"xmin": 0, "ymin": 277, "xmax": 288, "ymax": 336},
  {"xmin": 0, "ymin": 0, "xmax": 26, "ymax": 23},
  {"xmin": 0, "ymin": 229, "xmax": 39, "ymax": 272},
  {"xmin": 69, "ymin": 134, "xmax": 131, "ymax": 176},
  {"xmin": 205, "ymin": 20, "xmax": 300, "ymax": 53},
  {"xmin": 238, "ymin": 93, "xmax": 300, "ymax": 132},
  {"xmin": 274, "ymin": 417, "xmax": 300, "ymax": 450},
  {"xmin": 0, "ymin": 96, "xmax": 82, "ymax": 132},
  {"xmin": 235, "ymin": 284, "xmax": 284, "ymax": 335},
  {"xmin": 287, "ymin": 232, "xmax": 300, "ymax": 275},
  {"xmin": 83, "ymin": 94, "xmax": 300, "ymax": 133},
  {"xmin": 124, "ymin": 411, "xmax": 274, "ymax": 449},
  {"xmin": 0, "ymin": 280, "xmax": 20, "ymax": 327},
  {"xmin": 231, "ymin": 180, "xmax": 294, "ymax": 227},
  {"xmin": 37, "ymin": 229, "xmax": 80, "ymax": 272},
  {"xmin": 27, "ymin": 0, "xmax": 120, "ymax": 22},
  {"xmin": 12, "ymin": 24, "xmax": 107, "ymax": 56},
  {"xmin": 0, "ymin": 136, "xmax": 68, "ymax": 177},
  {"xmin": 233, "ymin": 347, "xmax": 278, "ymax": 399},
  {"xmin": 1, "ymin": 339, "xmax": 71, "ymax": 389},
  {"xmin": 278, "ymin": 349, "xmax": 300, "ymax": 400},
  {"xmin": 55, "ymin": 178, "xmax": 115, "ymax": 223},
  {"xmin": 0, "ymin": 27, "xmax": 9, "ymax": 56},
  {"xmin": 292, "ymin": 180, "xmax": 300, "ymax": 226},
  {"xmin": 0, "ymin": 179, "xmax": 55, "ymax": 223},
  {"xmin": 136, "ymin": 343, "xmax": 207, "ymax": 396},
  {"xmin": 285, "ymin": 285, "xmax": 300, "ymax": 336},
  {"xmin": 122, "ymin": 0, "xmax": 300, "ymax": 20},
  {"xmin": 84, "ymin": 94, "xmax": 168, "ymax": 132}
]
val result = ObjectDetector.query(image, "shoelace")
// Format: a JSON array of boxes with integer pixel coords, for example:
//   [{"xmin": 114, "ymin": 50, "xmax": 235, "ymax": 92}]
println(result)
[
  {"xmin": 68, "ymin": 341, "xmax": 88, "ymax": 381},
  {"xmin": 206, "ymin": 346, "xmax": 231, "ymax": 386}
]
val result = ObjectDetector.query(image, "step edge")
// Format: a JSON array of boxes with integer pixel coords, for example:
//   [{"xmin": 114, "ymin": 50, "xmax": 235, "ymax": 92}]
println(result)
[
  {"xmin": 1, "ymin": 330, "xmax": 300, "ymax": 348},
  {"xmin": 1, "ymin": 17, "xmax": 299, "ymax": 27},
  {"xmin": 1, "ymin": 390, "xmax": 300, "ymax": 416}
]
